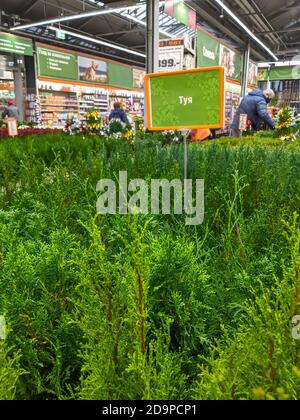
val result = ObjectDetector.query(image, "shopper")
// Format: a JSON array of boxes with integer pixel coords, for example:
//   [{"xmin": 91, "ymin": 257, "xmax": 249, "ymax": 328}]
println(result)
[
  {"xmin": 109, "ymin": 102, "xmax": 129, "ymax": 124},
  {"xmin": 230, "ymin": 88, "xmax": 276, "ymax": 137},
  {"xmin": 2, "ymin": 99, "xmax": 20, "ymax": 121}
]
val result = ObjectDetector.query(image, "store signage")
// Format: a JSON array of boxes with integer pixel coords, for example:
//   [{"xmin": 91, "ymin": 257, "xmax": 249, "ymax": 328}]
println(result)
[
  {"xmin": 55, "ymin": 30, "xmax": 66, "ymax": 40},
  {"xmin": 132, "ymin": 68, "xmax": 145, "ymax": 89},
  {"xmin": 203, "ymin": 47, "xmax": 215, "ymax": 61},
  {"xmin": 6, "ymin": 118, "xmax": 18, "ymax": 137},
  {"xmin": 248, "ymin": 62, "xmax": 258, "ymax": 86},
  {"xmin": 219, "ymin": 44, "xmax": 242, "ymax": 82},
  {"xmin": 144, "ymin": 67, "xmax": 225, "ymax": 130},
  {"xmin": 197, "ymin": 29, "xmax": 220, "ymax": 67},
  {"xmin": 0, "ymin": 32, "xmax": 33, "ymax": 56},
  {"xmin": 164, "ymin": 0, "xmax": 196, "ymax": 30},
  {"xmin": 37, "ymin": 46, "xmax": 78, "ymax": 80},
  {"xmin": 238, "ymin": 114, "xmax": 248, "ymax": 131},
  {"xmin": 159, "ymin": 40, "xmax": 184, "ymax": 72}
]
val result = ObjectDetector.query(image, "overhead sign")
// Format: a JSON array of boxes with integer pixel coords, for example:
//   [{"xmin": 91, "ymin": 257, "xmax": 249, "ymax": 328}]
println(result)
[
  {"xmin": 37, "ymin": 46, "xmax": 78, "ymax": 80},
  {"xmin": 158, "ymin": 40, "xmax": 184, "ymax": 72},
  {"xmin": 164, "ymin": 0, "xmax": 196, "ymax": 29},
  {"xmin": 0, "ymin": 32, "xmax": 33, "ymax": 56},
  {"xmin": 197, "ymin": 29, "xmax": 220, "ymax": 67},
  {"xmin": 219, "ymin": 44, "xmax": 242, "ymax": 82},
  {"xmin": 248, "ymin": 61, "xmax": 258, "ymax": 86},
  {"xmin": 144, "ymin": 66, "xmax": 225, "ymax": 130}
]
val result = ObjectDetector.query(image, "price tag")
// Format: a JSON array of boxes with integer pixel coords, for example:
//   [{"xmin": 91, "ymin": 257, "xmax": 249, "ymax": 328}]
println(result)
[
  {"xmin": 6, "ymin": 117, "xmax": 18, "ymax": 137},
  {"xmin": 238, "ymin": 114, "xmax": 248, "ymax": 131},
  {"xmin": 158, "ymin": 45, "xmax": 184, "ymax": 72}
]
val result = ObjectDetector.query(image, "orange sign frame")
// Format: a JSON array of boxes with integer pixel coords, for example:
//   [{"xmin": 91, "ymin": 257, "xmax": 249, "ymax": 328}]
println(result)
[{"xmin": 144, "ymin": 66, "xmax": 225, "ymax": 131}]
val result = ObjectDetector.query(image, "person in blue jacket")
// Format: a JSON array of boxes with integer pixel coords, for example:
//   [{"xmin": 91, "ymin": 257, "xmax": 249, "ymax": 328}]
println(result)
[
  {"xmin": 231, "ymin": 88, "xmax": 276, "ymax": 137},
  {"xmin": 109, "ymin": 102, "xmax": 129, "ymax": 124}
]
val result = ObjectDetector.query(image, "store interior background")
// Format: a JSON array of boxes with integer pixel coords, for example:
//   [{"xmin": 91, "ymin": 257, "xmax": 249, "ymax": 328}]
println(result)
[{"xmin": 0, "ymin": 0, "xmax": 299, "ymax": 133}]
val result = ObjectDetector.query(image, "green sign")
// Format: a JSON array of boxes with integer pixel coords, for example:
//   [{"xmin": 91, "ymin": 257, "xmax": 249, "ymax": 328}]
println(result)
[
  {"xmin": 108, "ymin": 62, "xmax": 132, "ymax": 89},
  {"xmin": 0, "ymin": 32, "xmax": 33, "ymax": 56},
  {"xmin": 37, "ymin": 46, "xmax": 78, "ymax": 80},
  {"xmin": 197, "ymin": 29, "xmax": 220, "ymax": 67},
  {"xmin": 145, "ymin": 67, "xmax": 225, "ymax": 130},
  {"xmin": 257, "ymin": 66, "xmax": 300, "ymax": 81},
  {"xmin": 165, "ymin": 0, "xmax": 196, "ymax": 29}
]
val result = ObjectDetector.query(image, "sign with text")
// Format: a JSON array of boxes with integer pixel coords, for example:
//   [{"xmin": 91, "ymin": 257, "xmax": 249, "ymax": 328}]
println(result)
[
  {"xmin": 197, "ymin": 29, "xmax": 220, "ymax": 67},
  {"xmin": 145, "ymin": 67, "xmax": 225, "ymax": 130},
  {"xmin": 238, "ymin": 114, "xmax": 248, "ymax": 130},
  {"xmin": 6, "ymin": 118, "xmax": 18, "ymax": 137},
  {"xmin": 0, "ymin": 32, "xmax": 33, "ymax": 56},
  {"xmin": 37, "ymin": 46, "xmax": 78, "ymax": 80},
  {"xmin": 158, "ymin": 42, "xmax": 184, "ymax": 72}
]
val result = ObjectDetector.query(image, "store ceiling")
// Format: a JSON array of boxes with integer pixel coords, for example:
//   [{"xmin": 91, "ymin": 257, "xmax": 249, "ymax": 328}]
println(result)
[{"xmin": 0, "ymin": 0, "xmax": 299, "ymax": 66}]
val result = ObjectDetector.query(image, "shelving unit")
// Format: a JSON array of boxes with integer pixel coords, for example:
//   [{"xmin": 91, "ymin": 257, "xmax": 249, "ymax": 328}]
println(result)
[
  {"xmin": 78, "ymin": 92, "xmax": 108, "ymax": 119},
  {"xmin": 25, "ymin": 94, "xmax": 40, "ymax": 124},
  {"xmin": 38, "ymin": 90, "xmax": 79, "ymax": 128}
]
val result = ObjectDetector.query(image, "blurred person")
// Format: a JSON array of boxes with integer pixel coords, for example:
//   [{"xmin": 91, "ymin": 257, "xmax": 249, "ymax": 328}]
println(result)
[
  {"xmin": 230, "ymin": 88, "xmax": 275, "ymax": 137},
  {"xmin": 2, "ymin": 99, "xmax": 20, "ymax": 120},
  {"xmin": 109, "ymin": 101, "xmax": 129, "ymax": 124}
]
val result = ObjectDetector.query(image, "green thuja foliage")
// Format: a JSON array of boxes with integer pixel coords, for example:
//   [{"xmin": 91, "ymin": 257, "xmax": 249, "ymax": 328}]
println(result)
[
  {"xmin": 193, "ymin": 214, "xmax": 300, "ymax": 400},
  {"xmin": 0, "ymin": 342, "xmax": 26, "ymax": 400},
  {"xmin": 0, "ymin": 133, "xmax": 299, "ymax": 399}
]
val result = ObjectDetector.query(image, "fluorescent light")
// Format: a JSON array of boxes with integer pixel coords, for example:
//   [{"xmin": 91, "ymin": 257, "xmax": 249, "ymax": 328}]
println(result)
[
  {"xmin": 11, "ymin": 4, "xmax": 146, "ymax": 31},
  {"xmin": 48, "ymin": 26, "xmax": 146, "ymax": 58},
  {"xmin": 88, "ymin": 0, "xmax": 104, "ymax": 5},
  {"xmin": 214, "ymin": 0, "xmax": 278, "ymax": 61}
]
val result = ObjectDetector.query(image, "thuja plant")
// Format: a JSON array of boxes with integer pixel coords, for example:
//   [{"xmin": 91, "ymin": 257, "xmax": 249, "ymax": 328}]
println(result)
[
  {"xmin": 192, "ymin": 213, "xmax": 300, "ymax": 400},
  {"xmin": 0, "ymin": 342, "xmax": 26, "ymax": 400},
  {"xmin": 72, "ymin": 215, "xmax": 187, "ymax": 399}
]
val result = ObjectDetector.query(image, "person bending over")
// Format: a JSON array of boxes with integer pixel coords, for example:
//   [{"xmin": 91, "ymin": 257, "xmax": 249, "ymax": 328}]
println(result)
[{"xmin": 231, "ymin": 88, "xmax": 275, "ymax": 137}]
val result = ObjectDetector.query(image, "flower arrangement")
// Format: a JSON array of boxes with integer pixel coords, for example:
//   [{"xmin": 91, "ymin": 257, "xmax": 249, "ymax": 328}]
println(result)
[
  {"xmin": 99, "ymin": 118, "xmax": 135, "ymax": 144},
  {"xmin": 64, "ymin": 118, "xmax": 86, "ymax": 135},
  {"xmin": 85, "ymin": 109, "xmax": 101, "ymax": 134},
  {"xmin": 274, "ymin": 107, "xmax": 299, "ymax": 142}
]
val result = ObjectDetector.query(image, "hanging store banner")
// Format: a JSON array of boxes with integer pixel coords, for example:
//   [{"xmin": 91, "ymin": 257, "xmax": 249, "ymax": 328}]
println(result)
[
  {"xmin": 158, "ymin": 39, "xmax": 184, "ymax": 72},
  {"xmin": 197, "ymin": 29, "xmax": 220, "ymax": 68},
  {"xmin": 144, "ymin": 66, "xmax": 225, "ymax": 130},
  {"xmin": 269, "ymin": 66, "xmax": 300, "ymax": 81},
  {"xmin": 37, "ymin": 46, "xmax": 78, "ymax": 80},
  {"xmin": 219, "ymin": 44, "xmax": 242, "ymax": 82},
  {"xmin": 132, "ymin": 68, "xmax": 146, "ymax": 89},
  {"xmin": 164, "ymin": 0, "xmax": 196, "ymax": 29},
  {"xmin": 257, "ymin": 68, "xmax": 268, "ymax": 81},
  {"xmin": 78, "ymin": 56, "xmax": 108, "ymax": 84},
  {"xmin": 248, "ymin": 61, "xmax": 258, "ymax": 86},
  {"xmin": 0, "ymin": 32, "xmax": 33, "ymax": 56}
]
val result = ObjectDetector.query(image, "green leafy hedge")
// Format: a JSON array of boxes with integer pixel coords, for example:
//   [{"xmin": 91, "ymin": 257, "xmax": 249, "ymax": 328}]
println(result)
[{"xmin": 0, "ymin": 134, "xmax": 299, "ymax": 399}]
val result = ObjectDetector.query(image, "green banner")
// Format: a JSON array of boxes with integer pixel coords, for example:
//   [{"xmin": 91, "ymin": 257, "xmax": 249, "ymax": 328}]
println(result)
[
  {"xmin": 0, "ymin": 32, "xmax": 33, "ymax": 56},
  {"xmin": 220, "ymin": 44, "xmax": 242, "ymax": 82},
  {"xmin": 108, "ymin": 62, "xmax": 133, "ymax": 89},
  {"xmin": 165, "ymin": 0, "xmax": 196, "ymax": 29},
  {"xmin": 197, "ymin": 29, "xmax": 220, "ymax": 67},
  {"xmin": 146, "ymin": 68, "xmax": 224, "ymax": 129},
  {"xmin": 37, "ymin": 46, "xmax": 78, "ymax": 80},
  {"xmin": 257, "ymin": 66, "xmax": 300, "ymax": 81}
]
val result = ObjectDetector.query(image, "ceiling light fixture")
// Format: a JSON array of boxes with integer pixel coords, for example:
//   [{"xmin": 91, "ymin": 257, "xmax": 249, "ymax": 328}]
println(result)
[
  {"xmin": 11, "ymin": 4, "xmax": 147, "ymax": 31},
  {"xmin": 214, "ymin": 0, "xmax": 278, "ymax": 61},
  {"xmin": 48, "ymin": 26, "xmax": 146, "ymax": 58}
]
